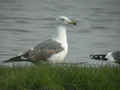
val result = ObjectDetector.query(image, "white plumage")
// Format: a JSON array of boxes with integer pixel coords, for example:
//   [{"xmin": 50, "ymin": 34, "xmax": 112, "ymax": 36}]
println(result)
[
  {"xmin": 4, "ymin": 16, "xmax": 76, "ymax": 64},
  {"xmin": 48, "ymin": 26, "xmax": 68, "ymax": 63}
]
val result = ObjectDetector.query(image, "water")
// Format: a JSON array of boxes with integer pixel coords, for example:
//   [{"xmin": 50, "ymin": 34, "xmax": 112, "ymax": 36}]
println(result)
[{"xmin": 0, "ymin": 0, "xmax": 120, "ymax": 65}]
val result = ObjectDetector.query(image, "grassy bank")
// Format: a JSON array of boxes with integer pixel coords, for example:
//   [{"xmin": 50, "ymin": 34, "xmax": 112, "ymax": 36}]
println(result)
[{"xmin": 0, "ymin": 64, "xmax": 120, "ymax": 90}]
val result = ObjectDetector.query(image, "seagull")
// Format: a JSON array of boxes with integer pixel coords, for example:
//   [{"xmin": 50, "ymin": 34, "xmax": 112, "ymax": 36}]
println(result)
[
  {"xmin": 89, "ymin": 50, "xmax": 120, "ymax": 64},
  {"xmin": 4, "ymin": 16, "xmax": 77, "ymax": 64}
]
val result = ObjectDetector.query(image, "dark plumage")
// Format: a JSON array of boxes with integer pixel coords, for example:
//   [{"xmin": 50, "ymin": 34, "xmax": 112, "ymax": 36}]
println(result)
[{"xmin": 89, "ymin": 54, "xmax": 107, "ymax": 61}]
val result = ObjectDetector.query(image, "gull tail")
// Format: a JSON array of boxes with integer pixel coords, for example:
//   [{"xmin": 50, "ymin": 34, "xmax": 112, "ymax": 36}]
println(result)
[
  {"xmin": 89, "ymin": 54, "xmax": 108, "ymax": 61},
  {"xmin": 3, "ymin": 56, "xmax": 27, "ymax": 63}
]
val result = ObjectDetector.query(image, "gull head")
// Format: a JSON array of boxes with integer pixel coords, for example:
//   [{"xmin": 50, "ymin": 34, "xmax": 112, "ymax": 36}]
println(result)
[{"xmin": 58, "ymin": 16, "xmax": 77, "ymax": 25}]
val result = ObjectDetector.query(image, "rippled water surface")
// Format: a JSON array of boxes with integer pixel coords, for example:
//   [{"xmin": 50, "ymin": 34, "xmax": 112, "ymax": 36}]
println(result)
[{"xmin": 0, "ymin": 0, "xmax": 120, "ymax": 65}]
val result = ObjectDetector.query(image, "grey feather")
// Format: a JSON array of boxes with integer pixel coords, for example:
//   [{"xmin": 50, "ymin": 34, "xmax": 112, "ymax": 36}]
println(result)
[
  {"xmin": 4, "ymin": 39, "xmax": 64, "ymax": 63},
  {"xmin": 22, "ymin": 39, "xmax": 64, "ymax": 62},
  {"xmin": 112, "ymin": 51, "xmax": 120, "ymax": 63}
]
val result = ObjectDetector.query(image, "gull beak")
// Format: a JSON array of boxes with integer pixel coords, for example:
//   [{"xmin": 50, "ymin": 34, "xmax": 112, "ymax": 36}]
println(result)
[{"xmin": 68, "ymin": 20, "xmax": 77, "ymax": 25}]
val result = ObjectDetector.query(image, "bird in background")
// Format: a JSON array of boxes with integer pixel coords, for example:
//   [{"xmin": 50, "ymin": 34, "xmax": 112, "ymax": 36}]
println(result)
[{"xmin": 90, "ymin": 50, "xmax": 120, "ymax": 64}]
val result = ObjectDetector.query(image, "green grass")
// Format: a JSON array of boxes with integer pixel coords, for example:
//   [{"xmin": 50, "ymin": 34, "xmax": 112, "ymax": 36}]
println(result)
[{"xmin": 0, "ymin": 64, "xmax": 120, "ymax": 90}]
